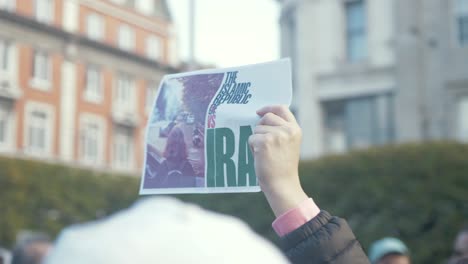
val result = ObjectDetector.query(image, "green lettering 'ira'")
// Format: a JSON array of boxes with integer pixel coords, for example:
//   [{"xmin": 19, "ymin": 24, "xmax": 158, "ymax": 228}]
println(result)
[{"xmin": 206, "ymin": 126, "xmax": 257, "ymax": 188}]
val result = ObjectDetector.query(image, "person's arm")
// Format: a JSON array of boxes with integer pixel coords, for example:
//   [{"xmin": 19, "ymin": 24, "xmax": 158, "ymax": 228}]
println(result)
[{"xmin": 249, "ymin": 105, "xmax": 370, "ymax": 264}]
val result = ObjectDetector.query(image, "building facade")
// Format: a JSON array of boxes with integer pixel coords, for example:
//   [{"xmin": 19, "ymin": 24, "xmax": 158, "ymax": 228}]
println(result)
[
  {"xmin": 278, "ymin": 0, "xmax": 468, "ymax": 158},
  {"xmin": 0, "ymin": 0, "xmax": 177, "ymax": 173}
]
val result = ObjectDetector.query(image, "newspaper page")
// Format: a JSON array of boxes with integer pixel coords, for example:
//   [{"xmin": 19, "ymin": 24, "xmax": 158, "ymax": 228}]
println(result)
[{"xmin": 140, "ymin": 59, "xmax": 292, "ymax": 194}]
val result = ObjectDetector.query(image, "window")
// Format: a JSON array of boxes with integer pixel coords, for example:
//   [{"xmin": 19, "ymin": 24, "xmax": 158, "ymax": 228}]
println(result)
[
  {"xmin": 345, "ymin": 97, "xmax": 377, "ymax": 148},
  {"xmin": 113, "ymin": 126, "xmax": 133, "ymax": 169},
  {"xmin": 145, "ymin": 81, "xmax": 158, "ymax": 112},
  {"xmin": 323, "ymin": 95, "xmax": 393, "ymax": 152},
  {"xmin": 109, "ymin": 0, "xmax": 126, "ymax": 4},
  {"xmin": 323, "ymin": 101, "xmax": 347, "ymax": 153},
  {"xmin": 457, "ymin": 96, "xmax": 468, "ymax": 142},
  {"xmin": 0, "ymin": 106, "xmax": 10, "ymax": 147},
  {"xmin": 27, "ymin": 110, "xmax": 49, "ymax": 153},
  {"xmin": 115, "ymin": 74, "xmax": 134, "ymax": 109},
  {"xmin": 80, "ymin": 121, "xmax": 103, "ymax": 163},
  {"xmin": 345, "ymin": 0, "xmax": 367, "ymax": 62},
  {"xmin": 0, "ymin": 0, "xmax": 15, "ymax": 11},
  {"xmin": 85, "ymin": 65, "xmax": 102, "ymax": 103},
  {"xmin": 456, "ymin": 0, "xmax": 468, "ymax": 45},
  {"xmin": 118, "ymin": 24, "xmax": 135, "ymax": 51},
  {"xmin": 86, "ymin": 13, "xmax": 105, "ymax": 41},
  {"xmin": 35, "ymin": 0, "xmax": 54, "ymax": 24},
  {"xmin": 0, "ymin": 104, "xmax": 16, "ymax": 152},
  {"xmin": 135, "ymin": 0, "xmax": 154, "ymax": 15},
  {"xmin": 81, "ymin": 123, "xmax": 98, "ymax": 161},
  {"xmin": 146, "ymin": 35, "xmax": 162, "ymax": 60},
  {"xmin": 32, "ymin": 50, "xmax": 51, "ymax": 83},
  {"xmin": 24, "ymin": 102, "xmax": 53, "ymax": 156},
  {"xmin": 79, "ymin": 115, "xmax": 105, "ymax": 165},
  {"xmin": 0, "ymin": 39, "xmax": 9, "ymax": 72},
  {"xmin": 0, "ymin": 111, "xmax": 5, "ymax": 145}
]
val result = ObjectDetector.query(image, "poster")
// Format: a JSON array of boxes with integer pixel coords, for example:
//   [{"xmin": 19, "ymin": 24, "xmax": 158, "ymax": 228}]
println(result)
[{"xmin": 140, "ymin": 59, "xmax": 292, "ymax": 194}]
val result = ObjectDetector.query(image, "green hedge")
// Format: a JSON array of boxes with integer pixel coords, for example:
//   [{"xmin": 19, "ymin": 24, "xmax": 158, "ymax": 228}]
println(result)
[
  {"xmin": 1, "ymin": 142, "xmax": 467, "ymax": 263},
  {"xmin": 0, "ymin": 159, "xmax": 139, "ymax": 247},
  {"xmin": 299, "ymin": 142, "xmax": 468, "ymax": 263}
]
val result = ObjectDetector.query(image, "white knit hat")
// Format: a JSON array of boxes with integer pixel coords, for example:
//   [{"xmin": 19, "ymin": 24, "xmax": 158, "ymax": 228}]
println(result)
[{"xmin": 44, "ymin": 197, "xmax": 289, "ymax": 264}]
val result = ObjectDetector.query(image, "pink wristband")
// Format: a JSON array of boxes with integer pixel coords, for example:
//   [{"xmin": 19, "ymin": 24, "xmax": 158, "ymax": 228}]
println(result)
[{"xmin": 272, "ymin": 198, "xmax": 320, "ymax": 237}]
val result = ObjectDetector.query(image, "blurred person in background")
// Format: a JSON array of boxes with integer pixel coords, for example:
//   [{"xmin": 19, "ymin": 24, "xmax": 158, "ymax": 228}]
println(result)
[
  {"xmin": 44, "ymin": 106, "xmax": 370, "ymax": 264},
  {"xmin": 11, "ymin": 233, "xmax": 52, "ymax": 264},
  {"xmin": 448, "ymin": 227, "xmax": 468, "ymax": 264},
  {"xmin": 368, "ymin": 237, "xmax": 410, "ymax": 264}
]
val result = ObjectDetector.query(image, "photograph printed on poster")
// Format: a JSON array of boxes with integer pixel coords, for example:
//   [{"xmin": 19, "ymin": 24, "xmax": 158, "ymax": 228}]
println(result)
[
  {"xmin": 142, "ymin": 73, "xmax": 224, "ymax": 189},
  {"xmin": 140, "ymin": 59, "xmax": 292, "ymax": 194}
]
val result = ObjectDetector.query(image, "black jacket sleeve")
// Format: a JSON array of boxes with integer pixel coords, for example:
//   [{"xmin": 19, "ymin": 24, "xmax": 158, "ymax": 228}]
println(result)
[{"xmin": 279, "ymin": 211, "xmax": 370, "ymax": 264}]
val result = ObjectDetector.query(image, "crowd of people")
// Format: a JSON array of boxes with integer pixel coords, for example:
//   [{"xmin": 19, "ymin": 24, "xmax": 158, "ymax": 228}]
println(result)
[
  {"xmin": 1, "ymin": 231, "xmax": 466, "ymax": 264},
  {"xmin": 0, "ymin": 106, "xmax": 466, "ymax": 264},
  {"xmin": 0, "ymin": 232, "xmax": 52, "ymax": 264}
]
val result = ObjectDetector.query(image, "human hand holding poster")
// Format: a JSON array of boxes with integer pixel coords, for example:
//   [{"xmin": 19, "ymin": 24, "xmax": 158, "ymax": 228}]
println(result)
[{"xmin": 139, "ymin": 59, "xmax": 292, "ymax": 194}]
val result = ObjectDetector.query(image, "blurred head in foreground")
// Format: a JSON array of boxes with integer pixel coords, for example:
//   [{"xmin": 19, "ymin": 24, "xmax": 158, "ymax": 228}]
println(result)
[
  {"xmin": 44, "ymin": 197, "xmax": 288, "ymax": 264},
  {"xmin": 12, "ymin": 232, "xmax": 52, "ymax": 264},
  {"xmin": 369, "ymin": 237, "xmax": 410, "ymax": 264},
  {"xmin": 0, "ymin": 247, "xmax": 12, "ymax": 264}
]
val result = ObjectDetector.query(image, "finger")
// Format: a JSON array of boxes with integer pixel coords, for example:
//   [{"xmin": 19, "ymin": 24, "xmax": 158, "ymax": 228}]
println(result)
[
  {"xmin": 256, "ymin": 105, "xmax": 296, "ymax": 123},
  {"xmin": 254, "ymin": 125, "xmax": 278, "ymax": 134},
  {"xmin": 248, "ymin": 134, "xmax": 262, "ymax": 153},
  {"xmin": 249, "ymin": 133, "xmax": 276, "ymax": 152},
  {"xmin": 258, "ymin": 112, "xmax": 287, "ymax": 126}
]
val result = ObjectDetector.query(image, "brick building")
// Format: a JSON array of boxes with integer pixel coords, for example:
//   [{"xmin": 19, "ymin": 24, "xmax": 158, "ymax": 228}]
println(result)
[{"xmin": 0, "ymin": 0, "xmax": 177, "ymax": 173}]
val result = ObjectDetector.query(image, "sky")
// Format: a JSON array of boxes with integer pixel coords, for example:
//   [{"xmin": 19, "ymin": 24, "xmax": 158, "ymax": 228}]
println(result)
[{"xmin": 166, "ymin": 0, "xmax": 280, "ymax": 68}]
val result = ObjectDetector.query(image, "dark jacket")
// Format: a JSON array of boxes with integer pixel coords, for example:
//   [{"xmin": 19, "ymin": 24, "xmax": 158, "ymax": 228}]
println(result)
[{"xmin": 280, "ymin": 211, "xmax": 370, "ymax": 264}]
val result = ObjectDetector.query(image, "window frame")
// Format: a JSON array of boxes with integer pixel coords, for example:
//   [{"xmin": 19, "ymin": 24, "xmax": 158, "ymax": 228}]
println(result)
[
  {"xmin": 146, "ymin": 35, "xmax": 162, "ymax": 60},
  {"xmin": 323, "ymin": 100, "xmax": 347, "ymax": 154},
  {"xmin": 79, "ymin": 114, "xmax": 105, "ymax": 165},
  {"xmin": 109, "ymin": 0, "xmax": 126, "ymax": 5},
  {"xmin": 0, "ymin": 109, "xmax": 6, "ymax": 145},
  {"xmin": 0, "ymin": 104, "xmax": 15, "ymax": 151},
  {"xmin": 35, "ymin": 0, "xmax": 55, "ymax": 24},
  {"xmin": 84, "ymin": 64, "xmax": 103, "ymax": 103},
  {"xmin": 455, "ymin": 0, "xmax": 468, "ymax": 46},
  {"xmin": 115, "ymin": 73, "xmax": 135, "ymax": 111},
  {"xmin": 24, "ymin": 102, "xmax": 54, "ymax": 156},
  {"xmin": 86, "ymin": 13, "xmax": 105, "ymax": 41},
  {"xmin": 0, "ymin": 38, "xmax": 9, "ymax": 73},
  {"xmin": 117, "ymin": 24, "xmax": 136, "ymax": 51},
  {"xmin": 31, "ymin": 49, "xmax": 52, "ymax": 90},
  {"xmin": 344, "ymin": 0, "xmax": 368, "ymax": 62},
  {"xmin": 145, "ymin": 80, "xmax": 158, "ymax": 112},
  {"xmin": 0, "ymin": 0, "xmax": 16, "ymax": 11},
  {"xmin": 135, "ymin": 0, "xmax": 155, "ymax": 16},
  {"xmin": 457, "ymin": 95, "xmax": 468, "ymax": 142},
  {"xmin": 322, "ymin": 94, "xmax": 394, "ymax": 153},
  {"xmin": 112, "ymin": 126, "xmax": 134, "ymax": 170}
]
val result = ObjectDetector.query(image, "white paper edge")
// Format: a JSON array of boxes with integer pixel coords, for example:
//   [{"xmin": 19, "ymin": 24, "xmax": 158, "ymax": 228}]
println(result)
[{"xmin": 139, "ymin": 58, "xmax": 292, "ymax": 195}]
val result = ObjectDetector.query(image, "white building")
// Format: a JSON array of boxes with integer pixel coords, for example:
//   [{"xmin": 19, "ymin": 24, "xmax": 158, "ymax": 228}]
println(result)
[{"xmin": 277, "ymin": 0, "xmax": 468, "ymax": 158}]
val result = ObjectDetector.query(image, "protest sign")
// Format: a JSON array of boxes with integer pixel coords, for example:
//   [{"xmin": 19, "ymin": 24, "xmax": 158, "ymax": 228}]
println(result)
[{"xmin": 140, "ymin": 59, "xmax": 292, "ymax": 194}]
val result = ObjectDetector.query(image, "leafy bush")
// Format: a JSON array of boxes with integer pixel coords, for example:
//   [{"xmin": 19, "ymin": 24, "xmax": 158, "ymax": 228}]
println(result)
[
  {"xmin": 0, "ymin": 142, "xmax": 467, "ymax": 263},
  {"xmin": 298, "ymin": 142, "xmax": 468, "ymax": 263}
]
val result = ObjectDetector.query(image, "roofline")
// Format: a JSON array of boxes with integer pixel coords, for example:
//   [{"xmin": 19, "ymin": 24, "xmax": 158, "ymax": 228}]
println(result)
[{"xmin": 0, "ymin": 9, "xmax": 179, "ymax": 73}]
